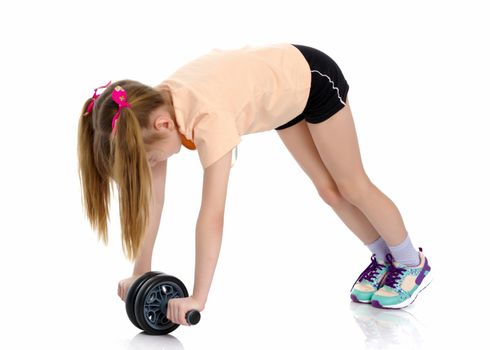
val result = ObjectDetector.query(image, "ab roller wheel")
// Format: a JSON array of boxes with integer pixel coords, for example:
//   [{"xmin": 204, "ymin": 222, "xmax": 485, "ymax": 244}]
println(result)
[
  {"xmin": 125, "ymin": 271, "xmax": 162, "ymax": 330},
  {"xmin": 125, "ymin": 271, "xmax": 201, "ymax": 335}
]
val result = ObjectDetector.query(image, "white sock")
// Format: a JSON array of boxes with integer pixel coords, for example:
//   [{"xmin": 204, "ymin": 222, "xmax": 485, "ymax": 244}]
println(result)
[
  {"xmin": 366, "ymin": 236, "xmax": 390, "ymax": 264},
  {"xmin": 388, "ymin": 233, "xmax": 420, "ymax": 267}
]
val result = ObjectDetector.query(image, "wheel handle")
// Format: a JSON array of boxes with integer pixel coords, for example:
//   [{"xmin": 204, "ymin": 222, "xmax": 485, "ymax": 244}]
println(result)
[{"xmin": 185, "ymin": 309, "xmax": 201, "ymax": 325}]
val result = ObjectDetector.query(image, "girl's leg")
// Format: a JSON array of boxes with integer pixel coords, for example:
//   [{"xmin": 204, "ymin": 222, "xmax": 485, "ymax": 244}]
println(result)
[
  {"xmin": 276, "ymin": 118, "xmax": 384, "ymax": 246},
  {"xmin": 306, "ymin": 99, "xmax": 408, "ymax": 246}
]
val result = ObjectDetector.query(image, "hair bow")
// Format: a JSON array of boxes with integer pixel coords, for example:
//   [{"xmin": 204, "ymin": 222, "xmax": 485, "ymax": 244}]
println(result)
[
  {"xmin": 84, "ymin": 81, "xmax": 112, "ymax": 115},
  {"xmin": 111, "ymin": 85, "xmax": 132, "ymax": 131}
]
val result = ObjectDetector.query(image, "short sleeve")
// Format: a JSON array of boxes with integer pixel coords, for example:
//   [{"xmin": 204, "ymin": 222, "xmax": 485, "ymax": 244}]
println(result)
[{"xmin": 192, "ymin": 112, "xmax": 241, "ymax": 170}]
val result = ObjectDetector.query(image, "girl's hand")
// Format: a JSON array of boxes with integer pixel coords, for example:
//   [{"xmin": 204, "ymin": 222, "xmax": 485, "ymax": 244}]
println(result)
[
  {"xmin": 117, "ymin": 275, "xmax": 142, "ymax": 302},
  {"xmin": 167, "ymin": 295, "xmax": 205, "ymax": 326}
]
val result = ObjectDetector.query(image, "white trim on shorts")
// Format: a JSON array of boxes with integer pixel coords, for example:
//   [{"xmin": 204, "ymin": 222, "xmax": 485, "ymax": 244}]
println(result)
[{"xmin": 311, "ymin": 69, "xmax": 346, "ymax": 106}]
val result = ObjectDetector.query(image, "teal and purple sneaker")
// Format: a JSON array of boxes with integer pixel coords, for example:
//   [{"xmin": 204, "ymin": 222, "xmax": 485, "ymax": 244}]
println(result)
[
  {"xmin": 371, "ymin": 248, "xmax": 433, "ymax": 309},
  {"xmin": 350, "ymin": 254, "xmax": 390, "ymax": 304}
]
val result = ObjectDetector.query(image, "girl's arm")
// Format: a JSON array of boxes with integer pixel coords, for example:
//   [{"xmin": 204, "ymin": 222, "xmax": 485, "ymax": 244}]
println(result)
[
  {"xmin": 192, "ymin": 150, "xmax": 233, "ymax": 305},
  {"xmin": 133, "ymin": 159, "xmax": 167, "ymax": 275}
]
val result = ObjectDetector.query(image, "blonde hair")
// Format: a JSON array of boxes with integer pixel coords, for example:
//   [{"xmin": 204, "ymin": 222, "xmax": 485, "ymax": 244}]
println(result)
[{"xmin": 77, "ymin": 79, "xmax": 170, "ymax": 261}]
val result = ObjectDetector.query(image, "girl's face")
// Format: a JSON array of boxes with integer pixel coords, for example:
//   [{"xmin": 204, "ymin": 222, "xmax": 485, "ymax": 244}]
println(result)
[{"xmin": 143, "ymin": 105, "xmax": 182, "ymax": 168}]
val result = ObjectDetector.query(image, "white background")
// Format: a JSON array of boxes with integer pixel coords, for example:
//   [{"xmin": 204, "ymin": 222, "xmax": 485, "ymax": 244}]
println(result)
[{"xmin": 1, "ymin": 0, "xmax": 489, "ymax": 349}]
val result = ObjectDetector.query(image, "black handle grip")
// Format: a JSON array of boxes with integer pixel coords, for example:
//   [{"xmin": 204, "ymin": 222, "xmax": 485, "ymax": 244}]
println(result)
[{"xmin": 185, "ymin": 309, "xmax": 201, "ymax": 325}]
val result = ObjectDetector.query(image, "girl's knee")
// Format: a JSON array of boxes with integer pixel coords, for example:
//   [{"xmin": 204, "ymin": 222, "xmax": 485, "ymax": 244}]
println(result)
[
  {"xmin": 316, "ymin": 184, "xmax": 344, "ymax": 207},
  {"xmin": 337, "ymin": 178, "xmax": 373, "ymax": 206}
]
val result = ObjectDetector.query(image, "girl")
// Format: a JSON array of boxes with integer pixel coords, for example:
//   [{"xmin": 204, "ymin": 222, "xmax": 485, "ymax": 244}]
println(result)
[{"xmin": 77, "ymin": 43, "xmax": 432, "ymax": 326}]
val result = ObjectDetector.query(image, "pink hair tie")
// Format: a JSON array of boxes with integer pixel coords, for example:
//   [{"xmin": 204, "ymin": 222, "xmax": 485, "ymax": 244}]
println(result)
[
  {"xmin": 111, "ymin": 85, "xmax": 132, "ymax": 132},
  {"xmin": 84, "ymin": 80, "xmax": 112, "ymax": 115}
]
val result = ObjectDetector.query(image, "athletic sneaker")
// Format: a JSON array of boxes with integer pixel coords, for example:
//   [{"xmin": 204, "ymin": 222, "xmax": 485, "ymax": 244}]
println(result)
[
  {"xmin": 371, "ymin": 247, "xmax": 432, "ymax": 309},
  {"xmin": 350, "ymin": 254, "xmax": 390, "ymax": 303}
]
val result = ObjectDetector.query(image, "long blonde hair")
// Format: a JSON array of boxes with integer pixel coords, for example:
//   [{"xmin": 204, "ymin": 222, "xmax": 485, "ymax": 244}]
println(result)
[{"xmin": 77, "ymin": 79, "xmax": 170, "ymax": 261}]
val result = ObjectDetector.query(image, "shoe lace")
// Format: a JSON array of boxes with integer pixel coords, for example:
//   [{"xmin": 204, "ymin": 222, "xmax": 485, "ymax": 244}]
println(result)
[
  {"xmin": 360, "ymin": 255, "xmax": 385, "ymax": 282},
  {"xmin": 350, "ymin": 254, "xmax": 385, "ymax": 291},
  {"xmin": 383, "ymin": 253, "xmax": 407, "ymax": 289}
]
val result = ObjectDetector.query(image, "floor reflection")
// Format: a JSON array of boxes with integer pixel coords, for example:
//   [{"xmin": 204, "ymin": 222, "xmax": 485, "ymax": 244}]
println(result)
[
  {"xmin": 349, "ymin": 302, "xmax": 425, "ymax": 349},
  {"xmin": 127, "ymin": 332, "xmax": 184, "ymax": 350}
]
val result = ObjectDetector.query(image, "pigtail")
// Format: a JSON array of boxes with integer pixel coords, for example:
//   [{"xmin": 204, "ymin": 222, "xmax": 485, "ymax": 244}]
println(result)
[
  {"xmin": 78, "ymin": 79, "xmax": 166, "ymax": 262},
  {"xmin": 110, "ymin": 107, "xmax": 153, "ymax": 262},
  {"xmin": 77, "ymin": 98, "xmax": 111, "ymax": 245}
]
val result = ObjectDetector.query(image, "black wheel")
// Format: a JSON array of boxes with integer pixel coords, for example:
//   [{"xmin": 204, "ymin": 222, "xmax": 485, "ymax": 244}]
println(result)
[
  {"xmin": 134, "ymin": 274, "xmax": 189, "ymax": 335},
  {"xmin": 125, "ymin": 271, "xmax": 163, "ymax": 330}
]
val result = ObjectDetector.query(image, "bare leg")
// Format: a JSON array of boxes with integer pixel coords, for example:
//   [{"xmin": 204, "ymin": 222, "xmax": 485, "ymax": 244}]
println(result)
[
  {"xmin": 306, "ymin": 100, "xmax": 408, "ymax": 246},
  {"xmin": 276, "ymin": 119, "xmax": 381, "ymax": 245}
]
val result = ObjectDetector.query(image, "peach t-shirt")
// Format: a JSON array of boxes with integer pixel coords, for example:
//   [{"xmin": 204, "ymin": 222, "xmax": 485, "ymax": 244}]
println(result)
[{"xmin": 156, "ymin": 42, "xmax": 311, "ymax": 169}]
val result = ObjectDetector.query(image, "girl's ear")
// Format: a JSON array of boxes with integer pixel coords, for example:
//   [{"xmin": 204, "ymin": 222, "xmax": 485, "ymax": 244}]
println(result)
[{"xmin": 155, "ymin": 114, "xmax": 175, "ymax": 131}]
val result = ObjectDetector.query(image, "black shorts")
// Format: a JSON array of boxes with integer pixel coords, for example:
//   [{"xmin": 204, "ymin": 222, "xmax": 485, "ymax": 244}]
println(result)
[{"xmin": 275, "ymin": 44, "xmax": 350, "ymax": 130}]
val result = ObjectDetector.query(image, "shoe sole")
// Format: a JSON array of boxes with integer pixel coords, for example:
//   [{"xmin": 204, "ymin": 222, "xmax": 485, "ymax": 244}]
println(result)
[
  {"xmin": 350, "ymin": 294, "xmax": 371, "ymax": 304},
  {"xmin": 371, "ymin": 269, "xmax": 434, "ymax": 309}
]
